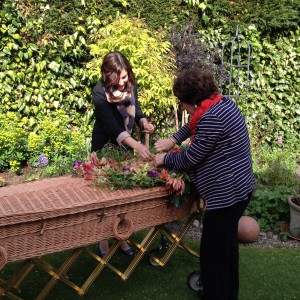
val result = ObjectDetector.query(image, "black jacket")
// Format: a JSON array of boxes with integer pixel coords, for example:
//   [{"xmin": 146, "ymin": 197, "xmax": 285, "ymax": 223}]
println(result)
[{"xmin": 91, "ymin": 80, "xmax": 146, "ymax": 151}]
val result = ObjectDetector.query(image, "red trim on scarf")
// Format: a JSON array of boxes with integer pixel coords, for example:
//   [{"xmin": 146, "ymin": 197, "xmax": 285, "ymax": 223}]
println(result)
[{"xmin": 189, "ymin": 93, "xmax": 222, "ymax": 143}]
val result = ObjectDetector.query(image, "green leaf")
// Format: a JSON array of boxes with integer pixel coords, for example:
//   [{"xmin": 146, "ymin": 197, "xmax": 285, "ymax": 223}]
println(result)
[{"xmin": 48, "ymin": 61, "xmax": 60, "ymax": 73}]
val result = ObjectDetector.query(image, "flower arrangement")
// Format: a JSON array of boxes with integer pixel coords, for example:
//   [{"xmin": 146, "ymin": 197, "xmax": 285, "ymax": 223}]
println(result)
[{"xmin": 73, "ymin": 144, "xmax": 190, "ymax": 207}]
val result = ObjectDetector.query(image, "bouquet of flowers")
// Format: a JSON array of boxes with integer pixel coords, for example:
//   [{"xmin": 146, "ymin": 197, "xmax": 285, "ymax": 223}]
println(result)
[{"xmin": 73, "ymin": 144, "xmax": 190, "ymax": 206}]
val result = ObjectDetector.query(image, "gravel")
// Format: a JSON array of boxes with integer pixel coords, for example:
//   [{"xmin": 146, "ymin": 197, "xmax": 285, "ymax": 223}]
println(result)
[{"xmin": 167, "ymin": 220, "xmax": 300, "ymax": 248}]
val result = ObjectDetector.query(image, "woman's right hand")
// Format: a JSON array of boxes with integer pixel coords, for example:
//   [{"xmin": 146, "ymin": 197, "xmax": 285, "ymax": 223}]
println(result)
[
  {"xmin": 154, "ymin": 138, "xmax": 175, "ymax": 153},
  {"xmin": 136, "ymin": 143, "xmax": 155, "ymax": 160}
]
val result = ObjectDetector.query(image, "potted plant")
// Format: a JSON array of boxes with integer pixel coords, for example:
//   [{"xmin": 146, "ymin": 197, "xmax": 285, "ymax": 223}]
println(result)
[{"xmin": 288, "ymin": 195, "xmax": 300, "ymax": 239}]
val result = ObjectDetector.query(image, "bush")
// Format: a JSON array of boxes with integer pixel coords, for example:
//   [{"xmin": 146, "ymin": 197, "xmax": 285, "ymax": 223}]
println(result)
[
  {"xmin": 87, "ymin": 16, "xmax": 176, "ymax": 116},
  {"xmin": 246, "ymin": 142, "xmax": 300, "ymax": 231},
  {"xmin": 27, "ymin": 110, "xmax": 89, "ymax": 176},
  {"xmin": 0, "ymin": 112, "xmax": 28, "ymax": 172}
]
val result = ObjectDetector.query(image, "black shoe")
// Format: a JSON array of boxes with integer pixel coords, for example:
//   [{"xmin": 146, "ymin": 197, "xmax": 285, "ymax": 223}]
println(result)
[
  {"xmin": 196, "ymin": 278, "xmax": 204, "ymax": 298},
  {"xmin": 121, "ymin": 247, "xmax": 134, "ymax": 256},
  {"xmin": 197, "ymin": 288, "xmax": 204, "ymax": 298}
]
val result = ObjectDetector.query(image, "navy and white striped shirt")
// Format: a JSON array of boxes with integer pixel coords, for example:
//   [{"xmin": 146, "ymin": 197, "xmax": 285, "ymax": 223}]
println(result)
[{"xmin": 164, "ymin": 97, "xmax": 255, "ymax": 211}]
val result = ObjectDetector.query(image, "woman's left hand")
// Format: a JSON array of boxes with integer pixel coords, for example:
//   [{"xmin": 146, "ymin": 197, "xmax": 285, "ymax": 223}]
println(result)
[
  {"xmin": 143, "ymin": 123, "xmax": 155, "ymax": 134},
  {"xmin": 155, "ymin": 153, "xmax": 166, "ymax": 166}
]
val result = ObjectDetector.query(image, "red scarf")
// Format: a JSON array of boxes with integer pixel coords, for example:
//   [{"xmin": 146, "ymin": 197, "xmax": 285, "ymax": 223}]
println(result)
[{"xmin": 189, "ymin": 93, "xmax": 222, "ymax": 143}]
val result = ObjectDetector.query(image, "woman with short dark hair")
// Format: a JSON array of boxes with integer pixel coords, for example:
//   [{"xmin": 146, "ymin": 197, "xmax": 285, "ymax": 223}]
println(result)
[{"xmin": 155, "ymin": 68, "xmax": 254, "ymax": 300}]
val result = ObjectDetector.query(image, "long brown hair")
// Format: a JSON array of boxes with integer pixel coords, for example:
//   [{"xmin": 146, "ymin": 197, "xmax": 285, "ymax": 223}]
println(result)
[{"xmin": 101, "ymin": 51, "xmax": 135, "ymax": 100}]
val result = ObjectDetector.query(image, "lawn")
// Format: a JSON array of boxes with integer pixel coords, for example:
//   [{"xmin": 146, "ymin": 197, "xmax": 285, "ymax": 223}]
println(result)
[{"xmin": 0, "ymin": 230, "xmax": 299, "ymax": 300}]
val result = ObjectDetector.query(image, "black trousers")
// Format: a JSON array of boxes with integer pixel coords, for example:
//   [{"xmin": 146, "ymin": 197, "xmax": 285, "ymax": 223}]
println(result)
[{"xmin": 200, "ymin": 194, "xmax": 252, "ymax": 300}]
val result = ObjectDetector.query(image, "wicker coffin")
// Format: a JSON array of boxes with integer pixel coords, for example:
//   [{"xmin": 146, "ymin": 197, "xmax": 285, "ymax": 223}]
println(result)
[{"xmin": 0, "ymin": 176, "xmax": 195, "ymax": 270}]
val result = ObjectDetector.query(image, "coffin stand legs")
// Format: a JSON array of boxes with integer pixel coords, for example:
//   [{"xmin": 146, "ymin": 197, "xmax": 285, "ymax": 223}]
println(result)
[{"xmin": 0, "ymin": 211, "xmax": 199, "ymax": 299}]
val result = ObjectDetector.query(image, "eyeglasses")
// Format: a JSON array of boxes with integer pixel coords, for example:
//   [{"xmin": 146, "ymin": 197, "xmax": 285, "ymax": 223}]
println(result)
[{"xmin": 177, "ymin": 100, "xmax": 184, "ymax": 109}]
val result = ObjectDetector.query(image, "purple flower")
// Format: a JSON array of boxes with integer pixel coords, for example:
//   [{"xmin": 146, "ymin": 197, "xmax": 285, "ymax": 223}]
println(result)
[
  {"xmin": 34, "ymin": 153, "xmax": 49, "ymax": 168},
  {"xmin": 123, "ymin": 166, "xmax": 131, "ymax": 172},
  {"xmin": 147, "ymin": 169, "xmax": 159, "ymax": 178},
  {"xmin": 73, "ymin": 161, "xmax": 82, "ymax": 171},
  {"xmin": 73, "ymin": 161, "xmax": 82, "ymax": 168},
  {"xmin": 39, "ymin": 154, "xmax": 49, "ymax": 166}
]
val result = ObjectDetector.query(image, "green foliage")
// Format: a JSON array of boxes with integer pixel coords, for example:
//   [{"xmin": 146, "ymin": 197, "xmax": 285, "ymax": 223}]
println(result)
[
  {"xmin": 87, "ymin": 17, "xmax": 176, "ymax": 116},
  {"xmin": 197, "ymin": 0, "xmax": 300, "ymax": 36},
  {"xmin": 123, "ymin": 0, "xmax": 200, "ymax": 31},
  {"xmin": 247, "ymin": 185, "xmax": 295, "ymax": 231},
  {"xmin": 0, "ymin": 112, "xmax": 28, "ymax": 172},
  {"xmin": 1, "ymin": 1, "xmax": 299, "ymax": 149},
  {"xmin": 198, "ymin": 26, "xmax": 300, "ymax": 149},
  {"xmin": 153, "ymin": 112, "xmax": 179, "ymax": 142},
  {"xmin": 246, "ymin": 142, "xmax": 300, "ymax": 231},
  {"xmin": 0, "ymin": 0, "xmax": 94, "ymax": 133},
  {"xmin": 27, "ymin": 110, "xmax": 89, "ymax": 172}
]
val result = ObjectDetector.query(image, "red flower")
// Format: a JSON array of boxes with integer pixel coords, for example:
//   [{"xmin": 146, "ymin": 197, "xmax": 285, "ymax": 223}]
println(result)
[
  {"xmin": 83, "ymin": 161, "xmax": 99, "ymax": 181},
  {"xmin": 159, "ymin": 168, "xmax": 170, "ymax": 180},
  {"xmin": 89, "ymin": 152, "xmax": 100, "ymax": 166}
]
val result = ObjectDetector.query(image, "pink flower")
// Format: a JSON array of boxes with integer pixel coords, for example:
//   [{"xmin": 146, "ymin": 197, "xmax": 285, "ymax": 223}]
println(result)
[
  {"xmin": 83, "ymin": 162, "xmax": 96, "ymax": 181},
  {"xmin": 274, "ymin": 136, "xmax": 283, "ymax": 145},
  {"xmin": 89, "ymin": 152, "xmax": 100, "ymax": 166},
  {"xmin": 165, "ymin": 177, "xmax": 185, "ymax": 195}
]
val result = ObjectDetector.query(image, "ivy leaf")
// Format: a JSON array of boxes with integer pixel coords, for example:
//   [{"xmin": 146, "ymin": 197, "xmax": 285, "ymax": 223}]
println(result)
[
  {"xmin": 10, "ymin": 33, "xmax": 21, "ymax": 40},
  {"xmin": 48, "ymin": 61, "xmax": 60, "ymax": 73}
]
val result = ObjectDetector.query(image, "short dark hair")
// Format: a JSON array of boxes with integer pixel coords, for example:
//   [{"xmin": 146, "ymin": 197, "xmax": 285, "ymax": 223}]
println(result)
[
  {"xmin": 173, "ymin": 68, "xmax": 219, "ymax": 105},
  {"xmin": 101, "ymin": 51, "xmax": 135, "ymax": 98}
]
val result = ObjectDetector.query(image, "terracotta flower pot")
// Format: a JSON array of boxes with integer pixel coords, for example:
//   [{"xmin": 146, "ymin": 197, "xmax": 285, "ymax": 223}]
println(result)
[{"xmin": 288, "ymin": 195, "xmax": 300, "ymax": 239}]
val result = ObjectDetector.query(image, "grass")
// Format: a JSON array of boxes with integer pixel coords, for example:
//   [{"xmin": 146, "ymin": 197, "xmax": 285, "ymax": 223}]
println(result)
[{"xmin": 0, "ymin": 231, "xmax": 299, "ymax": 300}]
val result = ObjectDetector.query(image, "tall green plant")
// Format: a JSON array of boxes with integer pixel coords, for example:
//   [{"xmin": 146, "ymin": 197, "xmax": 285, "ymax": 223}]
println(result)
[
  {"xmin": 0, "ymin": 113, "xmax": 28, "ymax": 172},
  {"xmin": 87, "ymin": 16, "xmax": 177, "ymax": 116},
  {"xmin": 27, "ymin": 110, "xmax": 89, "ymax": 167}
]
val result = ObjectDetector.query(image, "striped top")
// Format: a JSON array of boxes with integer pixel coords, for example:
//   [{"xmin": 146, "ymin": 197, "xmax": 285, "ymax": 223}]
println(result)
[{"xmin": 164, "ymin": 97, "xmax": 255, "ymax": 211}]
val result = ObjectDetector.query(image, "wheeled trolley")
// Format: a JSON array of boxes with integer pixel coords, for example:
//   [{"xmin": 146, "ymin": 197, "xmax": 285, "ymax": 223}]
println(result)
[{"xmin": 0, "ymin": 176, "xmax": 199, "ymax": 299}]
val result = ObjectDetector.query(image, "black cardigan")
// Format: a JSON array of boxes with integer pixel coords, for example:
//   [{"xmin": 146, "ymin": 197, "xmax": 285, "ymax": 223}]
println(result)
[{"xmin": 91, "ymin": 80, "xmax": 146, "ymax": 151}]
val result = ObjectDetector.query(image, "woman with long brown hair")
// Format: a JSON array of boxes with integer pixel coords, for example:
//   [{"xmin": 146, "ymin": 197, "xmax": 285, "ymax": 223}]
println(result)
[{"xmin": 92, "ymin": 51, "xmax": 155, "ymax": 256}]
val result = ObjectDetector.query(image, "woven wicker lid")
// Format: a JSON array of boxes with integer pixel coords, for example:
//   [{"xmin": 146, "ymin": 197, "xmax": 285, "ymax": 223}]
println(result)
[{"xmin": 0, "ymin": 176, "xmax": 169, "ymax": 226}]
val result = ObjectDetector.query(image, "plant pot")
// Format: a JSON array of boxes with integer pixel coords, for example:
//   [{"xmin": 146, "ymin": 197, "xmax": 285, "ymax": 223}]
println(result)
[{"xmin": 288, "ymin": 195, "xmax": 300, "ymax": 239}]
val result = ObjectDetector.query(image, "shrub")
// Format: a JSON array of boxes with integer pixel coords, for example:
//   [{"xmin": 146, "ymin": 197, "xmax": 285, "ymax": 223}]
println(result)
[
  {"xmin": 27, "ymin": 110, "xmax": 89, "ymax": 176},
  {"xmin": 246, "ymin": 142, "xmax": 300, "ymax": 231},
  {"xmin": 0, "ymin": 112, "xmax": 28, "ymax": 172},
  {"xmin": 87, "ymin": 16, "xmax": 176, "ymax": 117}
]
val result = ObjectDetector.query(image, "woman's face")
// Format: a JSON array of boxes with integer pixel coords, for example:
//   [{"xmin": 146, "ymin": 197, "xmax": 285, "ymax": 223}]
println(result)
[
  {"xmin": 117, "ymin": 69, "xmax": 128, "ymax": 91},
  {"xmin": 179, "ymin": 101, "xmax": 197, "ymax": 116}
]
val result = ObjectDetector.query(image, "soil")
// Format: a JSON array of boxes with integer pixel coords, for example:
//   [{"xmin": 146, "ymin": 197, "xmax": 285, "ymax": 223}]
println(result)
[
  {"xmin": 0, "ymin": 166, "xmax": 33, "ymax": 186},
  {"xmin": 1, "ymin": 167, "xmax": 300, "ymax": 248}
]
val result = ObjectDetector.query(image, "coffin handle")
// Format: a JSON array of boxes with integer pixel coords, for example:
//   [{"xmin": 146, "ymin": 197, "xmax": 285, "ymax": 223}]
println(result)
[{"xmin": 113, "ymin": 215, "xmax": 134, "ymax": 240}]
